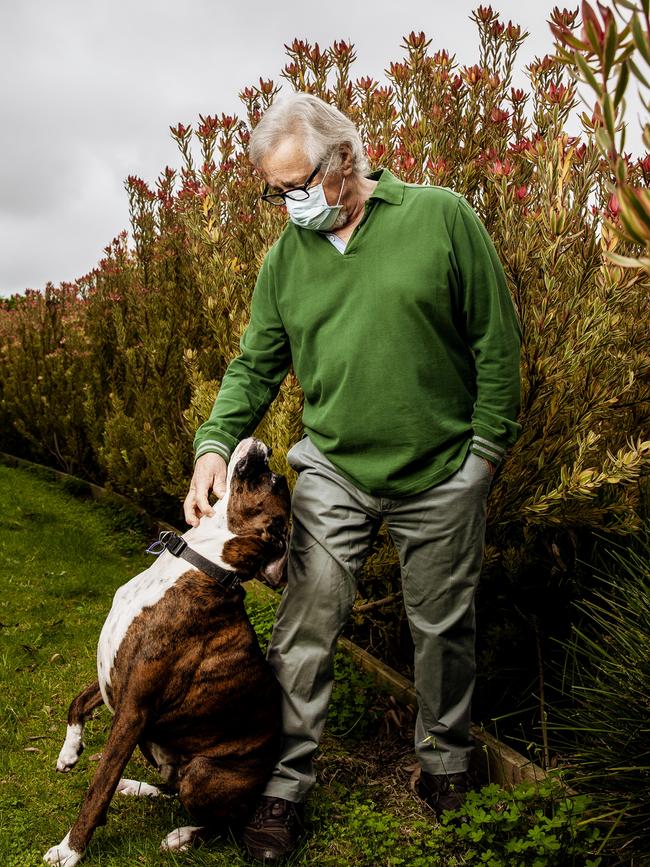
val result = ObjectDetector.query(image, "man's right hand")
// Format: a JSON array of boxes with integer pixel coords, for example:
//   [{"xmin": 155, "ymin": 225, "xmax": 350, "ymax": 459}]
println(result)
[{"xmin": 183, "ymin": 453, "xmax": 228, "ymax": 527}]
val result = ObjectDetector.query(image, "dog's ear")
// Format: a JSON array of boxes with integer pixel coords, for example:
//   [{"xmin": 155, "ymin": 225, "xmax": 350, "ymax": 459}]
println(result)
[
  {"xmin": 221, "ymin": 533, "xmax": 288, "ymax": 586},
  {"xmin": 221, "ymin": 535, "xmax": 266, "ymax": 573},
  {"xmin": 258, "ymin": 515, "xmax": 289, "ymax": 587},
  {"xmin": 260, "ymin": 539, "xmax": 288, "ymax": 587}
]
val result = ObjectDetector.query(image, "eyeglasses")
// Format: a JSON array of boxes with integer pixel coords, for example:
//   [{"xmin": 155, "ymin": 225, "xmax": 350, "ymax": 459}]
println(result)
[{"xmin": 260, "ymin": 164, "xmax": 322, "ymax": 206}]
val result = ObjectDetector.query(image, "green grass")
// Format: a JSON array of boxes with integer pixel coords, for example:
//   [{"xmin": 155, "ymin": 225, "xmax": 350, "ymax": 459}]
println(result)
[{"xmin": 0, "ymin": 462, "xmax": 602, "ymax": 866}]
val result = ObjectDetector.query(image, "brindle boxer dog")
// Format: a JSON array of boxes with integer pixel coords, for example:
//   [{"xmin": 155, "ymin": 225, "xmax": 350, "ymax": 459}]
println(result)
[{"xmin": 44, "ymin": 438, "xmax": 290, "ymax": 866}]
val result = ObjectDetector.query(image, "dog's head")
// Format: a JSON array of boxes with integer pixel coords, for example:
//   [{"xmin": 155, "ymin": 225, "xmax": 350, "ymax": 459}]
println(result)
[{"xmin": 220, "ymin": 438, "xmax": 291, "ymax": 586}]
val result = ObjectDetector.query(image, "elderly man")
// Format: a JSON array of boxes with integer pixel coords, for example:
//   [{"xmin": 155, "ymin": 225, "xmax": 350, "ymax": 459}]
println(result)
[{"xmin": 184, "ymin": 91, "xmax": 521, "ymax": 861}]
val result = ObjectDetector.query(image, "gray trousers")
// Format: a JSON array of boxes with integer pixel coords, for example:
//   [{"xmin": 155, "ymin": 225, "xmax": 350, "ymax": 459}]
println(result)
[{"xmin": 264, "ymin": 436, "xmax": 492, "ymax": 803}]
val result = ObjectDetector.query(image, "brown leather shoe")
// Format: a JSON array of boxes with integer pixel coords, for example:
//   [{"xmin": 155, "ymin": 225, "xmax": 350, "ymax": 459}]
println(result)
[
  {"xmin": 242, "ymin": 795, "xmax": 305, "ymax": 862},
  {"xmin": 416, "ymin": 769, "xmax": 474, "ymax": 816}
]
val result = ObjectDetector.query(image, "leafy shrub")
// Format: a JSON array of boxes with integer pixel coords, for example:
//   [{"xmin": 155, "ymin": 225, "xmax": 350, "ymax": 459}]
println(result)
[{"xmin": 0, "ymin": 284, "xmax": 103, "ymax": 477}]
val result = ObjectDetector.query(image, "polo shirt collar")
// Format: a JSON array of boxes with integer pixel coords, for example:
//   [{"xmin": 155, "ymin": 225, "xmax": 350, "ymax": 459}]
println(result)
[{"xmin": 367, "ymin": 168, "xmax": 405, "ymax": 205}]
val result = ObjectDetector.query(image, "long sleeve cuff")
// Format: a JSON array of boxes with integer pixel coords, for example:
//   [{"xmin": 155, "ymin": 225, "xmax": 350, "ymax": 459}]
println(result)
[
  {"xmin": 470, "ymin": 435, "xmax": 507, "ymax": 465},
  {"xmin": 194, "ymin": 439, "xmax": 233, "ymax": 464}
]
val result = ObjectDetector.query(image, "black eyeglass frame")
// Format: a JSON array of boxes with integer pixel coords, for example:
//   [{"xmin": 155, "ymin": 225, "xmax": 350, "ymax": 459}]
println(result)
[{"xmin": 260, "ymin": 163, "xmax": 322, "ymax": 205}]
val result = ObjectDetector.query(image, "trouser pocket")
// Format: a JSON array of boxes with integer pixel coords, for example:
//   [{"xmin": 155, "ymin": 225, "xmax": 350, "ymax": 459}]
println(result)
[{"xmin": 286, "ymin": 436, "xmax": 310, "ymax": 472}]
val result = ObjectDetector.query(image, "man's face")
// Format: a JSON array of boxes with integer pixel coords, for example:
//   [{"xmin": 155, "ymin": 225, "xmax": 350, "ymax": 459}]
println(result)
[{"xmin": 260, "ymin": 136, "xmax": 347, "ymax": 219}]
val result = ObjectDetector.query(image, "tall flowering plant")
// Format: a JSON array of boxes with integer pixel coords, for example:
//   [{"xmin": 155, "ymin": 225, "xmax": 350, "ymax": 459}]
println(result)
[{"xmin": 552, "ymin": 0, "xmax": 650, "ymax": 265}]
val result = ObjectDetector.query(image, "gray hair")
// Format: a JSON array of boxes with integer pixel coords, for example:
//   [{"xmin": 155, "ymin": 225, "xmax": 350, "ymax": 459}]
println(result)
[{"xmin": 249, "ymin": 91, "xmax": 370, "ymax": 176}]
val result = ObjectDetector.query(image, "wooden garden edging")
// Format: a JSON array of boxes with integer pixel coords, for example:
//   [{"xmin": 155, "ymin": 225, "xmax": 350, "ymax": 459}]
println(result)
[
  {"xmin": 337, "ymin": 636, "xmax": 547, "ymax": 787},
  {"xmin": 1, "ymin": 451, "xmax": 547, "ymax": 788}
]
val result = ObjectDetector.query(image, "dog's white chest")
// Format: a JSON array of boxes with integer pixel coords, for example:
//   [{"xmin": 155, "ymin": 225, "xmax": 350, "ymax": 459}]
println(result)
[
  {"xmin": 96, "ymin": 554, "xmax": 188, "ymax": 710},
  {"xmin": 96, "ymin": 512, "xmax": 234, "ymax": 711}
]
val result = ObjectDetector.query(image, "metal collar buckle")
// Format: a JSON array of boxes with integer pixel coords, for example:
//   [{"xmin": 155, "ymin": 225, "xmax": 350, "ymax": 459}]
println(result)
[{"xmin": 159, "ymin": 530, "xmax": 187, "ymax": 557}]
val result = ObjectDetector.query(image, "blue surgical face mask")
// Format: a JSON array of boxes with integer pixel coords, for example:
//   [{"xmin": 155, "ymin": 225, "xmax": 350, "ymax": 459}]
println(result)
[{"xmin": 285, "ymin": 156, "xmax": 346, "ymax": 231}]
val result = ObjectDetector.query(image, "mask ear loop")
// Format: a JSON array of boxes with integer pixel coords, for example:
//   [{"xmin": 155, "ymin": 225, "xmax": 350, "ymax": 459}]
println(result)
[
  {"xmin": 321, "ymin": 152, "xmax": 334, "ymax": 182},
  {"xmin": 335, "ymin": 175, "xmax": 346, "ymax": 204},
  {"xmin": 322, "ymin": 152, "xmax": 346, "ymax": 205}
]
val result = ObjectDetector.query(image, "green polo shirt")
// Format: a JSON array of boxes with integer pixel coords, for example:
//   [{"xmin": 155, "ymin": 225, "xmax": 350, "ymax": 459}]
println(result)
[{"xmin": 194, "ymin": 169, "xmax": 521, "ymax": 497}]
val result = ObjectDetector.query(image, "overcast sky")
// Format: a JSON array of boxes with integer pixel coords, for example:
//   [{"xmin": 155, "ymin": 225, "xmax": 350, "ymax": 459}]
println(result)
[{"xmin": 1, "ymin": 1, "xmax": 645, "ymax": 297}]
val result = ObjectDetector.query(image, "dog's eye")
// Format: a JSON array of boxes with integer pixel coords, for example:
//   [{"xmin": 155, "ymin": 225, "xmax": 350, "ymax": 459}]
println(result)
[{"xmin": 244, "ymin": 505, "xmax": 264, "ymax": 518}]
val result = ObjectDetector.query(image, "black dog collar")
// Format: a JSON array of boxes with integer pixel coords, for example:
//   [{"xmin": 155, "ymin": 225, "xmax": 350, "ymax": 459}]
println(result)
[{"xmin": 148, "ymin": 530, "xmax": 246, "ymax": 591}]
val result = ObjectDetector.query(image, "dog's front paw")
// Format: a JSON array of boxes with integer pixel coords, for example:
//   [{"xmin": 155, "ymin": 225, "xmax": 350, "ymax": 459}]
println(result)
[
  {"xmin": 43, "ymin": 832, "xmax": 83, "ymax": 866},
  {"xmin": 56, "ymin": 725, "xmax": 84, "ymax": 772},
  {"xmin": 160, "ymin": 826, "xmax": 204, "ymax": 851}
]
